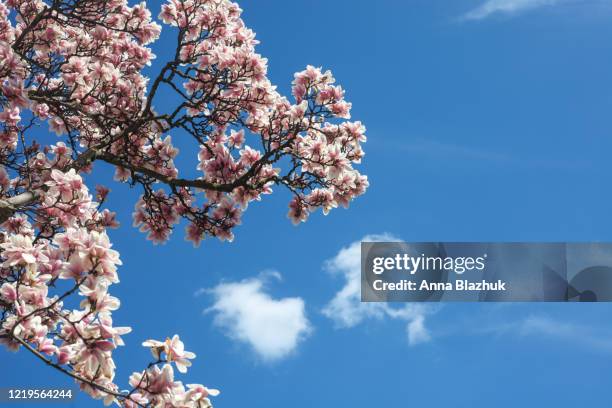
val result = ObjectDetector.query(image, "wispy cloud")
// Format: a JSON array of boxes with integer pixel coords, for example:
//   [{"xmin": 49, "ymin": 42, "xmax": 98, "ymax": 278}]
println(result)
[
  {"xmin": 322, "ymin": 234, "xmax": 434, "ymax": 346},
  {"xmin": 202, "ymin": 272, "xmax": 311, "ymax": 361},
  {"xmin": 463, "ymin": 0, "xmax": 563, "ymax": 20},
  {"xmin": 385, "ymin": 137, "xmax": 590, "ymax": 170},
  {"xmin": 483, "ymin": 315, "xmax": 612, "ymax": 353}
]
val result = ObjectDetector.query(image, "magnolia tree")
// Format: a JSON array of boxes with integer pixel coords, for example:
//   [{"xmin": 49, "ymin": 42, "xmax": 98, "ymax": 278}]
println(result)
[{"xmin": 0, "ymin": 0, "xmax": 367, "ymax": 406}]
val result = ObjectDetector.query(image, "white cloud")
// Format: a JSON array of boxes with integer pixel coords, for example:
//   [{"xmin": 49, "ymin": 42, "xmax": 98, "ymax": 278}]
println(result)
[
  {"xmin": 322, "ymin": 234, "xmax": 433, "ymax": 346},
  {"xmin": 463, "ymin": 0, "xmax": 562, "ymax": 20},
  {"xmin": 204, "ymin": 272, "xmax": 311, "ymax": 361},
  {"xmin": 406, "ymin": 315, "xmax": 431, "ymax": 345}
]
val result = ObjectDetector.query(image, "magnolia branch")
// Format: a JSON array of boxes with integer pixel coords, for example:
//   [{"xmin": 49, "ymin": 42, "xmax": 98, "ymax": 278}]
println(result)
[
  {"xmin": 0, "ymin": 0, "xmax": 366, "ymax": 406},
  {"xmin": 10, "ymin": 334, "xmax": 147, "ymax": 408}
]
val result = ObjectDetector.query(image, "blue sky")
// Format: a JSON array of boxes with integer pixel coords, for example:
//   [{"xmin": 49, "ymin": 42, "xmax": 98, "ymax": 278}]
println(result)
[{"xmin": 3, "ymin": 0, "xmax": 612, "ymax": 406}]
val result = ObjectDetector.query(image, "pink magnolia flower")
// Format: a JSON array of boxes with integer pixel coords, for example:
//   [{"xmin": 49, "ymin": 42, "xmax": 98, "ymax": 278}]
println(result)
[
  {"xmin": 131, "ymin": 364, "xmax": 175, "ymax": 394},
  {"xmin": 0, "ymin": 283, "xmax": 16, "ymax": 303},
  {"xmin": 288, "ymin": 196, "xmax": 309, "ymax": 225},
  {"xmin": 0, "ymin": 234, "xmax": 49, "ymax": 267},
  {"xmin": 37, "ymin": 337, "xmax": 58, "ymax": 355},
  {"xmin": 47, "ymin": 169, "xmax": 84, "ymax": 202},
  {"xmin": 142, "ymin": 334, "xmax": 196, "ymax": 373},
  {"xmin": 57, "ymin": 345, "xmax": 74, "ymax": 365},
  {"xmin": 34, "ymin": 103, "xmax": 49, "ymax": 119},
  {"xmin": 185, "ymin": 383, "xmax": 220, "ymax": 406},
  {"xmin": 0, "ymin": 107, "xmax": 20, "ymax": 124}
]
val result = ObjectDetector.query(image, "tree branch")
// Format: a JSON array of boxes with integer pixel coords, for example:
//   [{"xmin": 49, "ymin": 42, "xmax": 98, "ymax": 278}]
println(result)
[{"xmin": 9, "ymin": 335, "xmax": 146, "ymax": 408}]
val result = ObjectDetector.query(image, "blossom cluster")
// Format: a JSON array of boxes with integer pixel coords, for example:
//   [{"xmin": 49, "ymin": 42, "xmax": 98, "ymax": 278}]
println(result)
[
  {"xmin": 1, "ymin": 0, "xmax": 368, "ymax": 247},
  {"xmin": 131, "ymin": 0, "xmax": 368, "ymax": 245},
  {"xmin": 0, "ymin": 169, "xmax": 217, "ymax": 407},
  {"xmin": 0, "ymin": 0, "xmax": 368, "ymax": 406}
]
